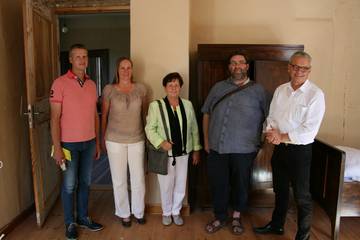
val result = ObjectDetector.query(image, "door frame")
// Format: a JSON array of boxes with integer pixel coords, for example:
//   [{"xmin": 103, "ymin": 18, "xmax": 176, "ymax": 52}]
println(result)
[{"xmin": 23, "ymin": 0, "xmax": 130, "ymax": 227}]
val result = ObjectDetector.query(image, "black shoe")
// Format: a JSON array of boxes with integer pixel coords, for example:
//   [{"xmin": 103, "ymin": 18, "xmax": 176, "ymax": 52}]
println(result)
[
  {"xmin": 135, "ymin": 217, "xmax": 146, "ymax": 224},
  {"xmin": 77, "ymin": 217, "xmax": 104, "ymax": 232},
  {"xmin": 65, "ymin": 223, "xmax": 78, "ymax": 240},
  {"xmin": 122, "ymin": 217, "xmax": 132, "ymax": 227},
  {"xmin": 253, "ymin": 222, "xmax": 284, "ymax": 235}
]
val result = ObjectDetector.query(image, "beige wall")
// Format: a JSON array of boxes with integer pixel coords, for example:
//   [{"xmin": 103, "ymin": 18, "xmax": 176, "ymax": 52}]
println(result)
[
  {"xmin": 190, "ymin": 0, "xmax": 360, "ymax": 148},
  {"xmin": 0, "ymin": 0, "xmax": 33, "ymax": 229},
  {"xmin": 131, "ymin": 0, "xmax": 190, "ymax": 204}
]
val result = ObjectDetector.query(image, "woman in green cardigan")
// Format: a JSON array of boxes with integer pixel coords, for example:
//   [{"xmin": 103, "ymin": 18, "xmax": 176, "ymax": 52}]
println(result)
[{"xmin": 145, "ymin": 72, "xmax": 202, "ymax": 226}]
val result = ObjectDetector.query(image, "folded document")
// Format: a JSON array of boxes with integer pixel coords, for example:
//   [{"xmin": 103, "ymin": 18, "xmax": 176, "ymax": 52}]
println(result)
[{"xmin": 51, "ymin": 146, "xmax": 72, "ymax": 161}]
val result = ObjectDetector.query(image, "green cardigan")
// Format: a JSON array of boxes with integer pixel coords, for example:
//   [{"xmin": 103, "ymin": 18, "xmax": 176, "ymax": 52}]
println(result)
[{"xmin": 145, "ymin": 98, "xmax": 202, "ymax": 155}]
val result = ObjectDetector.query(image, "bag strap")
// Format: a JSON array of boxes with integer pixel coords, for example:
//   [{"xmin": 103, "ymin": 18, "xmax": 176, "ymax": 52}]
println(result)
[
  {"xmin": 211, "ymin": 81, "xmax": 254, "ymax": 112},
  {"xmin": 157, "ymin": 99, "xmax": 179, "ymax": 166},
  {"xmin": 157, "ymin": 100, "xmax": 170, "ymax": 141}
]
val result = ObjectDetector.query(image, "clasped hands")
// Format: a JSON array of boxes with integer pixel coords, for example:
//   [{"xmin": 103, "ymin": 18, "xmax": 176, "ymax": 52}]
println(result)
[
  {"xmin": 160, "ymin": 140, "xmax": 200, "ymax": 165},
  {"xmin": 265, "ymin": 128, "xmax": 282, "ymax": 145}
]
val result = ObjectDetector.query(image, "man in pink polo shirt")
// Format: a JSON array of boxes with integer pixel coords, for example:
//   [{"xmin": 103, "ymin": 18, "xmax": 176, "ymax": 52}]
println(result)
[{"xmin": 50, "ymin": 44, "xmax": 103, "ymax": 240}]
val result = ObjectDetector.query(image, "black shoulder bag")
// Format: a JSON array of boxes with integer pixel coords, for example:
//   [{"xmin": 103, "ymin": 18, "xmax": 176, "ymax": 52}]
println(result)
[{"xmin": 147, "ymin": 100, "xmax": 171, "ymax": 175}]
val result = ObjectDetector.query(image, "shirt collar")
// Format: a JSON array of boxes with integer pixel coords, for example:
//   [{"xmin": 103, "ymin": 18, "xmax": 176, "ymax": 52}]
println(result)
[
  {"xmin": 227, "ymin": 77, "xmax": 250, "ymax": 86},
  {"xmin": 298, "ymin": 79, "xmax": 310, "ymax": 92},
  {"xmin": 286, "ymin": 79, "xmax": 310, "ymax": 93},
  {"xmin": 66, "ymin": 70, "xmax": 90, "ymax": 81}
]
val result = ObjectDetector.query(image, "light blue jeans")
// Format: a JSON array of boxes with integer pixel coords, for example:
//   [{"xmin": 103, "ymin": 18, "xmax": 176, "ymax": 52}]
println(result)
[{"xmin": 61, "ymin": 139, "xmax": 95, "ymax": 225}]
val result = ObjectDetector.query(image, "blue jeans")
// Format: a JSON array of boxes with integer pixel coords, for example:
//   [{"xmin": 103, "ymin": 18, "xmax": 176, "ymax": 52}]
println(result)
[{"xmin": 61, "ymin": 139, "xmax": 95, "ymax": 225}]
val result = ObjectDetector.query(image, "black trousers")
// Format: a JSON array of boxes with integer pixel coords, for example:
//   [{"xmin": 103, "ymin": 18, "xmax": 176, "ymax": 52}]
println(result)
[
  {"xmin": 271, "ymin": 143, "xmax": 312, "ymax": 240},
  {"xmin": 207, "ymin": 150, "xmax": 257, "ymax": 222}
]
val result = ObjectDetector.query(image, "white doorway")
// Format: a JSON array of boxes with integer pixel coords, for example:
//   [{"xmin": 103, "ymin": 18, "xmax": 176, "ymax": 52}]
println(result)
[{"xmin": 59, "ymin": 13, "xmax": 130, "ymax": 186}]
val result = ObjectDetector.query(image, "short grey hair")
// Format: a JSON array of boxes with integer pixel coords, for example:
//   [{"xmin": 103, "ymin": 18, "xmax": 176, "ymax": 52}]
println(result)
[{"xmin": 289, "ymin": 51, "xmax": 312, "ymax": 64}]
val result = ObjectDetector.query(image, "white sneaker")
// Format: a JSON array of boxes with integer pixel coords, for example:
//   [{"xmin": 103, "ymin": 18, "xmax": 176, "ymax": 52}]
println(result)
[
  {"xmin": 172, "ymin": 215, "xmax": 184, "ymax": 226},
  {"xmin": 162, "ymin": 215, "xmax": 172, "ymax": 226}
]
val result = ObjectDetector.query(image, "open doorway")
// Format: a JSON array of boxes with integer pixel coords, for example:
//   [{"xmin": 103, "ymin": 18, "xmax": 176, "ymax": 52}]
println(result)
[{"xmin": 59, "ymin": 13, "xmax": 130, "ymax": 186}]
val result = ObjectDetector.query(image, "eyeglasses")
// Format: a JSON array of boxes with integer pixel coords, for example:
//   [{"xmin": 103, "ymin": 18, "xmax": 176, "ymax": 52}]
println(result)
[
  {"xmin": 290, "ymin": 63, "xmax": 311, "ymax": 72},
  {"xmin": 229, "ymin": 61, "xmax": 247, "ymax": 66}
]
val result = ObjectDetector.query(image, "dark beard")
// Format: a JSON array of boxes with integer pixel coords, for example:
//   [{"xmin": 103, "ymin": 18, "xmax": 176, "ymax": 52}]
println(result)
[{"xmin": 231, "ymin": 69, "xmax": 247, "ymax": 81}]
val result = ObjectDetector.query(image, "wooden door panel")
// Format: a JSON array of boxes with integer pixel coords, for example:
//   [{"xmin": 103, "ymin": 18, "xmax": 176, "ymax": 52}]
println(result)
[
  {"xmin": 252, "ymin": 142, "xmax": 274, "ymax": 187},
  {"xmin": 255, "ymin": 60, "xmax": 289, "ymax": 94},
  {"xmin": 33, "ymin": 11, "xmax": 53, "ymax": 99},
  {"xmin": 198, "ymin": 61, "xmax": 227, "ymax": 104},
  {"xmin": 36, "ymin": 118, "xmax": 59, "ymax": 212},
  {"xmin": 23, "ymin": 0, "xmax": 60, "ymax": 226}
]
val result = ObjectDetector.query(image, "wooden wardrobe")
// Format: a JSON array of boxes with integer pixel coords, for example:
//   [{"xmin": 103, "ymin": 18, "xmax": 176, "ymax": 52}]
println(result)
[{"xmin": 189, "ymin": 44, "xmax": 304, "ymax": 209}]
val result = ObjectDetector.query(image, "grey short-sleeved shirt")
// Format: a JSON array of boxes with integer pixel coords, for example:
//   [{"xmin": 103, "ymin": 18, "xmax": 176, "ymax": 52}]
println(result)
[
  {"xmin": 201, "ymin": 78, "xmax": 269, "ymax": 154},
  {"xmin": 103, "ymin": 83, "xmax": 147, "ymax": 143}
]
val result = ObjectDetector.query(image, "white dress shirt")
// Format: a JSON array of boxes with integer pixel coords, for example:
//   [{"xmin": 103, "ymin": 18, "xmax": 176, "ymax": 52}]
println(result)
[{"xmin": 266, "ymin": 80, "xmax": 325, "ymax": 145}]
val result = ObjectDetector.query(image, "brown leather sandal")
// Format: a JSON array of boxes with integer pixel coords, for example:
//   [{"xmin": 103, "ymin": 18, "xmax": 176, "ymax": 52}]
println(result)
[
  {"xmin": 230, "ymin": 217, "xmax": 244, "ymax": 235},
  {"xmin": 205, "ymin": 219, "xmax": 226, "ymax": 234}
]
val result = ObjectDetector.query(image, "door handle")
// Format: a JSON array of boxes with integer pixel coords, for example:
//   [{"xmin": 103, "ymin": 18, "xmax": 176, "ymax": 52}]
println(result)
[
  {"xmin": 23, "ymin": 104, "xmax": 46, "ymax": 128},
  {"xmin": 24, "ymin": 104, "xmax": 34, "ymax": 128},
  {"xmin": 24, "ymin": 111, "xmax": 42, "ymax": 115}
]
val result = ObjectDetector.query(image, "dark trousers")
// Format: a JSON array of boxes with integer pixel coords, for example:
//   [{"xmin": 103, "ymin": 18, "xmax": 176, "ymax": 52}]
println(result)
[
  {"xmin": 207, "ymin": 150, "xmax": 257, "ymax": 222},
  {"xmin": 271, "ymin": 143, "xmax": 312, "ymax": 240}
]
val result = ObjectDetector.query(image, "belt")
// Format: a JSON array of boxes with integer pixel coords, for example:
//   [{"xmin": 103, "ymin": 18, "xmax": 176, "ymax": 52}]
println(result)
[{"xmin": 280, "ymin": 142, "xmax": 296, "ymax": 147}]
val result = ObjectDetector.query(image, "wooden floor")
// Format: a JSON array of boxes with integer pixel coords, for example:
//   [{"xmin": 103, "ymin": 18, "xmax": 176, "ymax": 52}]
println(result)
[{"xmin": 5, "ymin": 190, "xmax": 360, "ymax": 240}]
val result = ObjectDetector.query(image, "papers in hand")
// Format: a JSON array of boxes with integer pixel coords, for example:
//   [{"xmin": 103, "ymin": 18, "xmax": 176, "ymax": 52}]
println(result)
[{"xmin": 51, "ymin": 146, "xmax": 72, "ymax": 171}]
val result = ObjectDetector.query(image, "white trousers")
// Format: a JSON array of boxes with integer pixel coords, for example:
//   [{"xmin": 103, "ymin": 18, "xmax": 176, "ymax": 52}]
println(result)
[
  {"xmin": 106, "ymin": 140, "xmax": 145, "ymax": 219},
  {"xmin": 157, "ymin": 154, "xmax": 189, "ymax": 216}
]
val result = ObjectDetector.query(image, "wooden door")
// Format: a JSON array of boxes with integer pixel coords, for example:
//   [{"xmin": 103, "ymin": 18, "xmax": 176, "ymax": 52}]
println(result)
[
  {"xmin": 191, "ymin": 44, "xmax": 304, "ymax": 208},
  {"xmin": 23, "ymin": 0, "xmax": 60, "ymax": 226}
]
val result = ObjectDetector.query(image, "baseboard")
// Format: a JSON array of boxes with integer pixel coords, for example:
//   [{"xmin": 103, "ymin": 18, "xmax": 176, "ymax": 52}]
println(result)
[
  {"xmin": 145, "ymin": 204, "xmax": 190, "ymax": 216},
  {"xmin": 0, "ymin": 203, "xmax": 35, "ymax": 237}
]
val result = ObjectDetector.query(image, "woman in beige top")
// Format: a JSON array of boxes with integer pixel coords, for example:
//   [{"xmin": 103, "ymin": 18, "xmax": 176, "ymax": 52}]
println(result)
[{"xmin": 101, "ymin": 57, "xmax": 147, "ymax": 227}]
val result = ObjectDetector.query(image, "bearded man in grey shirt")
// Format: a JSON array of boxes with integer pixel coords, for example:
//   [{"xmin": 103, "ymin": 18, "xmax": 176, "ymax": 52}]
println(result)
[{"xmin": 202, "ymin": 52, "xmax": 269, "ymax": 235}]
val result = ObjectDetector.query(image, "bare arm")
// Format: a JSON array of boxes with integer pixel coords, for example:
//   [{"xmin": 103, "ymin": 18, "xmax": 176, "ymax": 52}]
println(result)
[
  {"xmin": 142, "ymin": 94, "xmax": 149, "ymax": 128},
  {"xmin": 202, "ymin": 113, "xmax": 210, "ymax": 153},
  {"xmin": 101, "ymin": 97, "xmax": 110, "ymax": 153},
  {"xmin": 50, "ymin": 102, "xmax": 64, "ymax": 165}
]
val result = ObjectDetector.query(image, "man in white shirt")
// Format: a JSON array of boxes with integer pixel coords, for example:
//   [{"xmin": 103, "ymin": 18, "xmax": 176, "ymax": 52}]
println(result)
[{"xmin": 254, "ymin": 51, "xmax": 325, "ymax": 240}]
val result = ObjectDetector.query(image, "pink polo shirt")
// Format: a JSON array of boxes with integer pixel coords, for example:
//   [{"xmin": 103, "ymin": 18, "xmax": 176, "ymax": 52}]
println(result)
[{"xmin": 50, "ymin": 70, "xmax": 97, "ymax": 142}]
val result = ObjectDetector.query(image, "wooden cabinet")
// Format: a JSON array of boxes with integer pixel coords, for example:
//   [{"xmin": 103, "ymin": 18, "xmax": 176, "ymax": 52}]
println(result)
[{"xmin": 189, "ymin": 44, "xmax": 304, "ymax": 209}]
